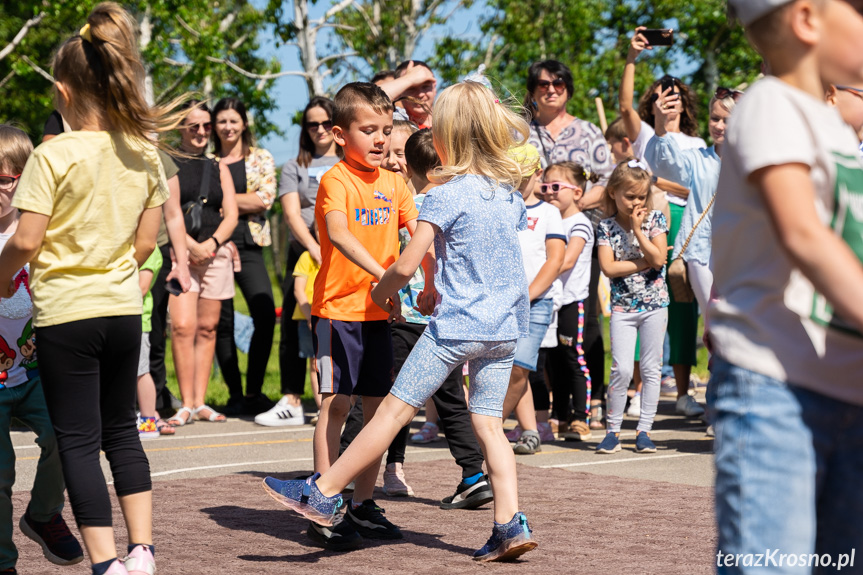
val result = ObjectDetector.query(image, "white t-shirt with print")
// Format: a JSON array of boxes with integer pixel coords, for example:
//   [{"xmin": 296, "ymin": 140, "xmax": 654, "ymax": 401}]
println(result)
[
  {"xmin": 519, "ymin": 200, "xmax": 565, "ymax": 300},
  {"xmin": 633, "ymin": 120, "xmax": 706, "ymax": 206},
  {"xmin": 711, "ymin": 76, "xmax": 863, "ymax": 406},
  {"xmin": 559, "ymin": 212, "xmax": 595, "ymax": 305},
  {"xmin": 0, "ymin": 233, "xmax": 36, "ymax": 388}
]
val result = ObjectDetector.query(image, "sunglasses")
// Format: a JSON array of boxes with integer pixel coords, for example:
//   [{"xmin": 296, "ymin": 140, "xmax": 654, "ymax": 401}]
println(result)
[
  {"xmin": 0, "ymin": 174, "xmax": 21, "ymax": 191},
  {"xmin": 836, "ymin": 85, "xmax": 863, "ymax": 100},
  {"xmin": 535, "ymin": 78, "xmax": 566, "ymax": 92},
  {"xmin": 306, "ymin": 120, "xmax": 333, "ymax": 131},
  {"xmin": 539, "ymin": 182, "xmax": 578, "ymax": 194},
  {"xmin": 185, "ymin": 122, "xmax": 212, "ymax": 133},
  {"xmin": 714, "ymin": 87, "xmax": 744, "ymax": 101}
]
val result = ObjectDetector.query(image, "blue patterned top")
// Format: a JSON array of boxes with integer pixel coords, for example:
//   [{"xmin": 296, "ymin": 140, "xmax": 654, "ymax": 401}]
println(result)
[
  {"xmin": 597, "ymin": 211, "xmax": 670, "ymax": 313},
  {"xmin": 418, "ymin": 175, "xmax": 529, "ymax": 341},
  {"xmin": 398, "ymin": 194, "xmax": 430, "ymax": 325}
]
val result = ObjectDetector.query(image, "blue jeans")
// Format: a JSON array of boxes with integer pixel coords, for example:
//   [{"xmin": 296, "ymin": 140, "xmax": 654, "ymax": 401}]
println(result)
[
  {"xmin": 709, "ymin": 358, "xmax": 863, "ymax": 574},
  {"xmin": 512, "ymin": 298, "xmax": 554, "ymax": 371}
]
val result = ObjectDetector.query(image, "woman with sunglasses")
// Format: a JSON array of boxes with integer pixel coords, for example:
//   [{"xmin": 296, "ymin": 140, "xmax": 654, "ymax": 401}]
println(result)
[
  {"xmin": 520, "ymin": 60, "xmax": 613, "ymax": 449},
  {"xmin": 254, "ymin": 97, "xmax": 340, "ymax": 427},
  {"xmin": 166, "ymin": 100, "xmax": 238, "ymax": 427},
  {"xmin": 212, "ymin": 97, "xmax": 278, "ymax": 418}
]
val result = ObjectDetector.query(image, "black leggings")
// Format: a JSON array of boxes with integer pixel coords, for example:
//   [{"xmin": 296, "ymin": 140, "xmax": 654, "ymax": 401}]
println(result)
[
  {"xmin": 585, "ymin": 248, "xmax": 605, "ymax": 403},
  {"xmin": 529, "ymin": 349, "xmax": 551, "ymax": 411},
  {"xmin": 216, "ymin": 240, "xmax": 276, "ymax": 400},
  {"xmin": 549, "ymin": 301, "xmax": 591, "ymax": 423},
  {"xmin": 148, "ymin": 244, "xmax": 173, "ymax": 411},
  {"xmin": 37, "ymin": 316, "xmax": 151, "ymax": 527},
  {"xmin": 278, "ymin": 240, "xmax": 306, "ymax": 396}
]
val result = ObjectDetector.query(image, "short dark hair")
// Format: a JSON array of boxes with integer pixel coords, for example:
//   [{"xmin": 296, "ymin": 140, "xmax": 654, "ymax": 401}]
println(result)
[
  {"xmin": 605, "ymin": 117, "xmax": 628, "ymax": 142},
  {"xmin": 404, "ymin": 128, "xmax": 439, "ymax": 178},
  {"xmin": 394, "ymin": 60, "xmax": 432, "ymax": 78},
  {"xmin": 371, "ymin": 70, "xmax": 396, "ymax": 84},
  {"xmin": 212, "ymin": 97, "xmax": 254, "ymax": 156},
  {"xmin": 332, "ymin": 82, "xmax": 394, "ymax": 130},
  {"xmin": 523, "ymin": 60, "xmax": 574, "ymax": 120}
]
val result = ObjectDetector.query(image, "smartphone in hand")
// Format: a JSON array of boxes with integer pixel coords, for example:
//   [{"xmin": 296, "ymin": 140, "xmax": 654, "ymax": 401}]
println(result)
[
  {"xmin": 165, "ymin": 277, "xmax": 183, "ymax": 296},
  {"xmin": 642, "ymin": 29, "xmax": 674, "ymax": 46},
  {"xmin": 660, "ymin": 76, "xmax": 678, "ymax": 97}
]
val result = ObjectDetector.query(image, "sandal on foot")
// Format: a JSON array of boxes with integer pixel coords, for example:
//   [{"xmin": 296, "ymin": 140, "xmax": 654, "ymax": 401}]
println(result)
[
  {"xmin": 194, "ymin": 404, "xmax": 227, "ymax": 422},
  {"xmin": 166, "ymin": 407, "xmax": 194, "ymax": 427},
  {"xmin": 155, "ymin": 418, "xmax": 175, "ymax": 436}
]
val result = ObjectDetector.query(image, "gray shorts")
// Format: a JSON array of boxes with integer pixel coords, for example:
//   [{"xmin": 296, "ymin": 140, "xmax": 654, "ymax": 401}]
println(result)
[{"xmin": 138, "ymin": 333, "xmax": 151, "ymax": 377}]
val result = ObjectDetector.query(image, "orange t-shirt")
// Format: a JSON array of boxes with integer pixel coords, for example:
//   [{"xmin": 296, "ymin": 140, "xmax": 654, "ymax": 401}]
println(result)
[{"xmin": 312, "ymin": 161, "xmax": 419, "ymax": 321}]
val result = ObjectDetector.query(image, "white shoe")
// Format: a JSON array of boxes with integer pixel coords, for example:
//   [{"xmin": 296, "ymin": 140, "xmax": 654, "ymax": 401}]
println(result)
[
  {"xmin": 627, "ymin": 395, "xmax": 641, "ymax": 418},
  {"xmin": 254, "ymin": 396, "xmax": 305, "ymax": 426},
  {"xmin": 676, "ymin": 394, "xmax": 705, "ymax": 417}
]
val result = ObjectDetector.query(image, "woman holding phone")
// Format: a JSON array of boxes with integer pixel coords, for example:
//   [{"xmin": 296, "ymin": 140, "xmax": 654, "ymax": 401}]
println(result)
[{"xmin": 166, "ymin": 100, "xmax": 238, "ymax": 426}]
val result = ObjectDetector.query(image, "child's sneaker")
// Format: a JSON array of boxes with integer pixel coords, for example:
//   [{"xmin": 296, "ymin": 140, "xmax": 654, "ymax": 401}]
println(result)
[
  {"xmin": 306, "ymin": 516, "xmax": 362, "ymax": 551},
  {"xmin": 635, "ymin": 431, "xmax": 657, "ymax": 453},
  {"xmin": 440, "ymin": 474, "xmax": 493, "ymax": 510},
  {"xmin": 660, "ymin": 376, "xmax": 678, "ymax": 397},
  {"xmin": 137, "ymin": 416, "xmax": 159, "ymax": 440},
  {"xmin": 504, "ymin": 425, "xmax": 523, "ymax": 442},
  {"xmin": 345, "ymin": 499, "xmax": 403, "ymax": 540},
  {"xmin": 559, "ymin": 420, "xmax": 592, "ymax": 441},
  {"xmin": 382, "ymin": 462, "xmax": 414, "ymax": 497},
  {"xmin": 473, "ymin": 512, "xmax": 538, "ymax": 562},
  {"xmin": 596, "ymin": 432, "xmax": 621, "ymax": 454},
  {"xmin": 512, "ymin": 430, "xmax": 541, "ymax": 455},
  {"xmin": 19, "ymin": 511, "xmax": 84, "ymax": 565},
  {"xmin": 103, "ymin": 559, "xmax": 130, "ymax": 574},
  {"xmin": 262, "ymin": 472, "xmax": 343, "ymax": 525},
  {"xmin": 675, "ymin": 394, "xmax": 705, "ymax": 417},
  {"xmin": 410, "ymin": 422, "xmax": 440, "ymax": 443},
  {"xmin": 626, "ymin": 394, "xmax": 641, "ymax": 418},
  {"xmin": 123, "ymin": 545, "xmax": 155, "ymax": 575},
  {"xmin": 536, "ymin": 422, "xmax": 555, "ymax": 442}
]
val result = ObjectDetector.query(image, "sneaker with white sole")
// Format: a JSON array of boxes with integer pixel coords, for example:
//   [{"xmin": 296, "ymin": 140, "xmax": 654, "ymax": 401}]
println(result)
[
  {"xmin": 635, "ymin": 431, "xmax": 657, "ymax": 453},
  {"xmin": 307, "ymin": 515, "xmax": 361, "ymax": 551},
  {"xmin": 254, "ymin": 396, "xmax": 305, "ymax": 427},
  {"xmin": 382, "ymin": 462, "xmax": 414, "ymax": 497},
  {"xmin": 123, "ymin": 545, "xmax": 155, "ymax": 575},
  {"xmin": 596, "ymin": 432, "xmax": 621, "ymax": 454},
  {"xmin": 473, "ymin": 512, "xmax": 538, "ymax": 562},
  {"xmin": 440, "ymin": 475, "xmax": 493, "ymax": 510},
  {"xmin": 345, "ymin": 499, "xmax": 403, "ymax": 540},
  {"xmin": 676, "ymin": 394, "xmax": 705, "ymax": 417},
  {"xmin": 627, "ymin": 394, "xmax": 641, "ymax": 418},
  {"xmin": 410, "ymin": 422, "xmax": 440, "ymax": 443},
  {"xmin": 660, "ymin": 376, "xmax": 678, "ymax": 397}
]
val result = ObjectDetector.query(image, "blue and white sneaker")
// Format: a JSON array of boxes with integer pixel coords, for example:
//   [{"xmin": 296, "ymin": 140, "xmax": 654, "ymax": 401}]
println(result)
[
  {"xmin": 473, "ymin": 512, "xmax": 538, "ymax": 562},
  {"xmin": 596, "ymin": 432, "xmax": 621, "ymax": 454},
  {"xmin": 262, "ymin": 472, "xmax": 343, "ymax": 525},
  {"xmin": 635, "ymin": 431, "xmax": 657, "ymax": 453}
]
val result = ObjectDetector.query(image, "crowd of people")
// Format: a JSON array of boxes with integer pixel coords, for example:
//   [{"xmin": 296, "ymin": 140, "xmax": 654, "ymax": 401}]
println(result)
[{"xmin": 1, "ymin": 0, "xmax": 862, "ymax": 573}]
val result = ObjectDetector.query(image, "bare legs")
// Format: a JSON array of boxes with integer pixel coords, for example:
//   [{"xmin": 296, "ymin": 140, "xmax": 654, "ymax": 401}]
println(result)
[{"xmin": 169, "ymin": 292, "xmax": 221, "ymax": 417}]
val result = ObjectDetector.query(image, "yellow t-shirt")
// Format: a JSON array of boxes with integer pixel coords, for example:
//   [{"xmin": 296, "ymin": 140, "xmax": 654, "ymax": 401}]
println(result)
[
  {"xmin": 12, "ymin": 131, "xmax": 170, "ymax": 327},
  {"xmin": 292, "ymin": 251, "xmax": 320, "ymax": 321}
]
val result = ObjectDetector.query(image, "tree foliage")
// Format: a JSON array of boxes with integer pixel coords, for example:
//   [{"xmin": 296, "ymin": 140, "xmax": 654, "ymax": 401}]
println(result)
[{"xmin": 0, "ymin": 0, "xmax": 281, "ymax": 144}]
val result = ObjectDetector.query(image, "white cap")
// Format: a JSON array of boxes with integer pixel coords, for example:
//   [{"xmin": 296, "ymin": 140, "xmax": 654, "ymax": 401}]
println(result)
[{"xmin": 728, "ymin": 0, "xmax": 794, "ymax": 26}]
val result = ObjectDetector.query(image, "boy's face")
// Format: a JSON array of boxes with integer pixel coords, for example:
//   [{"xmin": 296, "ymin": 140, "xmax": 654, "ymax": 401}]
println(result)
[
  {"xmin": 834, "ymin": 85, "xmax": 863, "ymax": 134},
  {"xmin": 382, "ymin": 128, "xmax": 410, "ymax": 181},
  {"xmin": 816, "ymin": 0, "xmax": 863, "ymax": 86},
  {"xmin": 332, "ymin": 105, "xmax": 392, "ymax": 172},
  {"xmin": 0, "ymin": 166, "xmax": 19, "ymax": 219},
  {"xmin": 608, "ymin": 137, "xmax": 631, "ymax": 164}
]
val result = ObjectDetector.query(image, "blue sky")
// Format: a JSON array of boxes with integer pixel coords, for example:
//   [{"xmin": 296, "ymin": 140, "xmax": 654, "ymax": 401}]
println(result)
[{"xmin": 255, "ymin": 0, "xmax": 486, "ymax": 165}]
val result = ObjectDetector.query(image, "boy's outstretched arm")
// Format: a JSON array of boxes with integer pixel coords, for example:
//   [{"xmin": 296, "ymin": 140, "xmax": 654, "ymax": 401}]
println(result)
[
  {"xmin": 325, "ymin": 210, "xmax": 387, "ymax": 280},
  {"xmin": 757, "ymin": 163, "xmax": 863, "ymax": 332}
]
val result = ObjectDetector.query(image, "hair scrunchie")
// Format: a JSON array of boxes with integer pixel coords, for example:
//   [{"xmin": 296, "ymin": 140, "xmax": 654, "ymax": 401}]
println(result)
[{"xmin": 79, "ymin": 23, "xmax": 92, "ymax": 43}]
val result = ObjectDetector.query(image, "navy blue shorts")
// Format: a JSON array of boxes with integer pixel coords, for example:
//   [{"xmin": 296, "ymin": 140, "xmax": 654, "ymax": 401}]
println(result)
[{"xmin": 312, "ymin": 316, "xmax": 394, "ymax": 397}]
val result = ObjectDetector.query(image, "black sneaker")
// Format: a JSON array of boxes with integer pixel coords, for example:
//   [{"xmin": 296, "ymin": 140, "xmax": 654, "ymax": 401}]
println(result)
[
  {"xmin": 440, "ymin": 475, "xmax": 494, "ymax": 510},
  {"xmin": 306, "ymin": 516, "xmax": 362, "ymax": 551},
  {"xmin": 242, "ymin": 393, "xmax": 276, "ymax": 415},
  {"xmin": 19, "ymin": 512, "xmax": 83, "ymax": 565},
  {"xmin": 345, "ymin": 499, "xmax": 403, "ymax": 540},
  {"xmin": 221, "ymin": 396, "xmax": 245, "ymax": 416}
]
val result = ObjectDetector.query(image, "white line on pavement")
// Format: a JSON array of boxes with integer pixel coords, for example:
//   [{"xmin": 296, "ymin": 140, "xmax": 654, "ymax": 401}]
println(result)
[{"xmin": 540, "ymin": 453, "xmax": 704, "ymax": 468}]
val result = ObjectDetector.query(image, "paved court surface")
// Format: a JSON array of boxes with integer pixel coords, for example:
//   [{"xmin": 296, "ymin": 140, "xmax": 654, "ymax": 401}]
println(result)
[{"xmin": 9, "ymin": 392, "xmax": 717, "ymax": 573}]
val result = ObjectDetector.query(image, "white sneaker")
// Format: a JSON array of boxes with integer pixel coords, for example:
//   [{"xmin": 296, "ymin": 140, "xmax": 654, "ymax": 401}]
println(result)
[
  {"xmin": 676, "ymin": 394, "xmax": 705, "ymax": 417},
  {"xmin": 627, "ymin": 394, "xmax": 641, "ymax": 418},
  {"xmin": 254, "ymin": 396, "xmax": 305, "ymax": 426}
]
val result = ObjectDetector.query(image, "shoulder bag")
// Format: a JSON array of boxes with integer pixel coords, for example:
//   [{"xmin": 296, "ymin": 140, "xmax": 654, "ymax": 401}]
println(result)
[{"xmin": 182, "ymin": 157, "xmax": 212, "ymax": 238}]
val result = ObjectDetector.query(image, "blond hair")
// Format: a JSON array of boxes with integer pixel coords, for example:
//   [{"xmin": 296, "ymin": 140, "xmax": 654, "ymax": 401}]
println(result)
[
  {"xmin": 54, "ymin": 3, "xmax": 185, "ymax": 143},
  {"xmin": 432, "ymin": 82, "xmax": 531, "ymax": 189},
  {"xmin": 0, "ymin": 125, "xmax": 33, "ymax": 174},
  {"xmin": 604, "ymin": 159, "xmax": 654, "ymax": 215}
]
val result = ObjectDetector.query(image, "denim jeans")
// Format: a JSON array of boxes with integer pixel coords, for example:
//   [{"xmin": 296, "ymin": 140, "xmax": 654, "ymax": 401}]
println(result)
[
  {"xmin": 0, "ymin": 377, "xmax": 65, "ymax": 570},
  {"xmin": 512, "ymin": 298, "xmax": 554, "ymax": 371},
  {"xmin": 709, "ymin": 358, "xmax": 863, "ymax": 574}
]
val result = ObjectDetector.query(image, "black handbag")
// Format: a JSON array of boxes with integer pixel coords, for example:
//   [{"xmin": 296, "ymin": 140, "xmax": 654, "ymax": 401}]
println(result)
[{"xmin": 182, "ymin": 157, "xmax": 212, "ymax": 237}]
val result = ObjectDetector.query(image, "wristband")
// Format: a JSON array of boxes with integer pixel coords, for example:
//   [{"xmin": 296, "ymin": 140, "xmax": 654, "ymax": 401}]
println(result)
[
  {"xmin": 210, "ymin": 236, "xmax": 221, "ymax": 249},
  {"xmin": 651, "ymin": 175, "xmax": 658, "ymax": 185}
]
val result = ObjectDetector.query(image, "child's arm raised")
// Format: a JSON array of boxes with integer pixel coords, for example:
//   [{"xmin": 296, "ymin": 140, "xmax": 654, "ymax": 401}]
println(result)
[
  {"xmin": 294, "ymin": 275, "xmax": 312, "ymax": 328},
  {"xmin": 529, "ymin": 238, "xmax": 565, "ymax": 301},
  {"xmin": 0, "ymin": 211, "xmax": 49, "ymax": 297},
  {"xmin": 372, "ymin": 221, "xmax": 437, "ymax": 312},
  {"xmin": 619, "ymin": 27, "xmax": 649, "ymax": 143},
  {"xmin": 757, "ymin": 163, "xmax": 863, "ymax": 331},
  {"xmin": 597, "ymin": 244, "xmax": 649, "ymax": 278},
  {"xmin": 325, "ymin": 211, "xmax": 387, "ymax": 280},
  {"xmin": 631, "ymin": 207, "xmax": 667, "ymax": 270}
]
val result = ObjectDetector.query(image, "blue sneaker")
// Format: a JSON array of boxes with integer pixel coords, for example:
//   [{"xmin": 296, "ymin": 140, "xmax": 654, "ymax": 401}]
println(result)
[
  {"xmin": 635, "ymin": 431, "xmax": 657, "ymax": 453},
  {"xmin": 596, "ymin": 432, "xmax": 621, "ymax": 454},
  {"xmin": 473, "ymin": 512, "xmax": 538, "ymax": 562},
  {"xmin": 262, "ymin": 472, "xmax": 343, "ymax": 525}
]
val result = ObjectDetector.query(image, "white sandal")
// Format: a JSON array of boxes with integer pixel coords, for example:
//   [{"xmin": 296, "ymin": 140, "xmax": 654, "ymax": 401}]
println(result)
[
  {"xmin": 166, "ymin": 406, "xmax": 194, "ymax": 427},
  {"xmin": 193, "ymin": 404, "xmax": 227, "ymax": 422}
]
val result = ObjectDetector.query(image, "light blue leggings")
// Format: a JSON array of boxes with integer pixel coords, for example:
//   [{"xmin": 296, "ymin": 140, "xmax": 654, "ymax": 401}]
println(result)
[{"xmin": 390, "ymin": 329, "xmax": 517, "ymax": 418}]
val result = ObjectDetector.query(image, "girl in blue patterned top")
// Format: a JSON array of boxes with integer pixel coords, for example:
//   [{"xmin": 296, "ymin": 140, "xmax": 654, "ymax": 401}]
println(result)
[
  {"xmin": 595, "ymin": 160, "xmax": 669, "ymax": 455},
  {"xmin": 261, "ymin": 81, "xmax": 538, "ymax": 562}
]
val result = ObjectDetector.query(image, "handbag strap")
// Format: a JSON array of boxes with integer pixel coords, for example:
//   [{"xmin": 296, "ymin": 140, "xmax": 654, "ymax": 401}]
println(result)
[
  {"xmin": 678, "ymin": 191, "xmax": 717, "ymax": 256},
  {"xmin": 198, "ymin": 158, "xmax": 212, "ymax": 201}
]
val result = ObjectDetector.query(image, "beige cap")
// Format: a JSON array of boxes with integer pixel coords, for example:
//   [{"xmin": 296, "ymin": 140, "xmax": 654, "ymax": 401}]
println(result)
[{"xmin": 728, "ymin": 0, "xmax": 794, "ymax": 26}]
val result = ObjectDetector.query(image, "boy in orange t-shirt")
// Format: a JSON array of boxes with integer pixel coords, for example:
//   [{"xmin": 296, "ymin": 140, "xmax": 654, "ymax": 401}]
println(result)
[{"xmin": 308, "ymin": 82, "xmax": 419, "ymax": 546}]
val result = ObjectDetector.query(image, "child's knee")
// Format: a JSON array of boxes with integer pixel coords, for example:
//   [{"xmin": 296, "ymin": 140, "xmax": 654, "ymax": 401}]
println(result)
[
  {"xmin": 322, "ymin": 394, "xmax": 351, "ymax": 421},
  {"xmin": 610, "ymin": 362, "xmax": 634, "ymax": 388}
]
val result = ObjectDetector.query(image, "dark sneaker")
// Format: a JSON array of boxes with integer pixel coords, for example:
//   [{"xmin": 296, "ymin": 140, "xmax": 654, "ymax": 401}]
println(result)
[
  {"xmin": 19, "ymin": 511, "xmax": 84, "ymax": 565},
  {"xmin": 512, "ymin": 430, "xmax": 541, "ymax": 455},
  {"xmin": 635, "ymin": 431, "xmax": 657, "ymax": 453},
  {"xmin": 0, "ymin": 568, "xmax": 17, "ymax": 574},
  {"xmin": 306, "ymin": 516, "xmax": 362, "ymax": 551},
  {"xmin": 345, "ymin": 499, "xmax": 403, "ymax": 540},
  {"xmin": 473, "ymin": 512, "xmax": 538, "ymax": 562},
  {"xmin": 595, "ymin": 432, "xmax": 621, "ymax": 454},
  {"xmin": 440, "ymin": 475, "xmax": 494, "ymax": 510},
  {"xmin": 220, "ymin": 396, "xmax": 245, "ymax": 416},
  {"xmin": 262, "ymin": 472, "xmax": 343, "ymax": 525},
  {"xmin": 242, "ymin": 393, "xmax": 276, "ymax": 415}
]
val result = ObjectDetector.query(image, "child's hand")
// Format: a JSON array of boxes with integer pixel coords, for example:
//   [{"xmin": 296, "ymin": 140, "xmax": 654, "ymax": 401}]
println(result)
[
  {"xmin": 629, "ymin": 26, "xmax": 650, "ymax": 60},
  {"xmin": 415, "ymin": 285, "xmax": 438, "ymax": 316},
  {"xmin": 370, "ymin": 281, "xmax": 401, "ymax": 320},
  {"xmin": 631, "ymin": 206, "xmax": 648, "ymax": 230}
]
